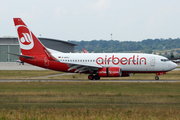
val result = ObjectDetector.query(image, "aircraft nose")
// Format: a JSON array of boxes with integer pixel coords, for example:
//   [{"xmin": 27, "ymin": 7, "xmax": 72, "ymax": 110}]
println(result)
[{"xmin": 171, "ymin": 62, "xmax": 178, "ymax": 70}]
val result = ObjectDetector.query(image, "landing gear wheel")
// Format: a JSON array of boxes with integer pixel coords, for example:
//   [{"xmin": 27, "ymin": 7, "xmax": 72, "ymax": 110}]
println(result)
[
  {"xmin": 88, "ymin": 75, "xmax": 94, "ymax": 80},
  {"xmin": 94, "ymin": 75, "xmax": 100, "ymax": 80},
  {"xmin": 155, "ymin": 76, "xmax": 159, "ymax": 80}
]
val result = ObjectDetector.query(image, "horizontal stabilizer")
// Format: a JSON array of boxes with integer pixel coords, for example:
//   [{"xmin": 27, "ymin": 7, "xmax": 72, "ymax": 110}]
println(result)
[{"xmin": 6, "ymin": 52, "xmax": 34, "ymax": 59}]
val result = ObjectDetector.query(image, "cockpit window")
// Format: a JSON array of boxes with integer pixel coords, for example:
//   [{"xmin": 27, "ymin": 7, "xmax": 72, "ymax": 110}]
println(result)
[{"xmin": 161, "ymin": 59, "xmax": 170, "ymax": 62}]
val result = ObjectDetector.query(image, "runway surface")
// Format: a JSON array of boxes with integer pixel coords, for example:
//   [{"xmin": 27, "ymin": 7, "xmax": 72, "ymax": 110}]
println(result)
[{"xmin": 0, "ymin": 79, "xmax": 180, "ymax": 82}]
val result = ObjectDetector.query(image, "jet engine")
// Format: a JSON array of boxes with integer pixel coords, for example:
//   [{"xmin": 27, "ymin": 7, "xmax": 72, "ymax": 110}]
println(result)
[
  {"xmin": 98, "ymin": 67, "xmax": 122, "ymax": 77},
  {"xmin": 121, "ymin": 72, "xmax": 131, "ymax": 77},
  {"xmin": 98, "ymin": 67, "xmax": 131, "ymax": 77}
]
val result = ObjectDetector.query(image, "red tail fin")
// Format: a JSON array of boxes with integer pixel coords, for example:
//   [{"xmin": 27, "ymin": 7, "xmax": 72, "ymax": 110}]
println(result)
[
  {"xmin": 13, "ymin": 18, "xmax": 46, "ymax": 55},
  {"xmin": 83, "ymin": 49, "xmax": 88, "ymax": 53}
]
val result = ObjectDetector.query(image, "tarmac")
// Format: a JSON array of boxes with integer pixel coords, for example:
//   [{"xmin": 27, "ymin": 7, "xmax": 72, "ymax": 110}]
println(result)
[{"xmin": 0, "ymin": 62, "xmax": 45, "ymax": 70}]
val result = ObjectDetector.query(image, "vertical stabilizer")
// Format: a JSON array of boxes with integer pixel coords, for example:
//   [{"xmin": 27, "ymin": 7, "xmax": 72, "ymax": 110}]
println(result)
[{"xmin": 13, "ymin": 18, "xmax": 46, "ymax": 55}]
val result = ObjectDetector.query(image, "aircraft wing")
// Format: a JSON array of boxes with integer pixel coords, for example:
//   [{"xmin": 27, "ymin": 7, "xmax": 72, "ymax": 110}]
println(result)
[{"xmin": 59, "ymin": 60, "xmax": 102, "ymax": 73}]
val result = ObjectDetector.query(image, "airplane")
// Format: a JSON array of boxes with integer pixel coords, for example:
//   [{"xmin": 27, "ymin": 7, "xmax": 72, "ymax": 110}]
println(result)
[
  {"xmin": 173, "ymin": 59, "xmax": 180, "ymax": 63},
  {"xmin": 83, "ymin": 49, "xmax": 88, "ymax": 53},
  {"xmin": 10, "ymin": 18, "xmax": 178, "ymax": 80}
]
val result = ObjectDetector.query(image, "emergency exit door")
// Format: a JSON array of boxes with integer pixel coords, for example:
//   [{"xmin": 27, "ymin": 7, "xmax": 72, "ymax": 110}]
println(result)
[{"xmin": 150, "ymin": 57, "xmax": 155, "ymax": 66}]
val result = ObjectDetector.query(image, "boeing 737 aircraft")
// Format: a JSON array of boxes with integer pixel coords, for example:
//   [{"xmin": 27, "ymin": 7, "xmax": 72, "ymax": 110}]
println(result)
[{"xmin": 10, "ymin": 18, "xmax": 178, "ymax": 80}]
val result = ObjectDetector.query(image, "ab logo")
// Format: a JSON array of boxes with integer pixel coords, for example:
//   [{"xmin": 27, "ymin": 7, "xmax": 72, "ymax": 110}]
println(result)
[{"xmin": 17, "ymin": 25, "xmax": 34, "ymax": 50}]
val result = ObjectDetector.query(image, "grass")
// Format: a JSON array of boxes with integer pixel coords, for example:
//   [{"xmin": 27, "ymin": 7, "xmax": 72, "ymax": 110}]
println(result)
[
  {"xmin": 1, "ymin": 108, "xmax": 180, "ymax": 120},
  {"xmin": 153, "ymin": 48, "xmax": 180, "ymax": 55},
  {"xmin": 0, "ymin": 70, "xmax": 180, "ymax": 119},
  {"xmin": 0, "ymin": 82, "xmax": 180, "ymax": 105},
  {"xmin": 0, "ymin": 70, "xmax": 61, "ymax": 79},
  {"xmin": 0, "ymin": 82, "xmax": 180, "ymax": 119}
]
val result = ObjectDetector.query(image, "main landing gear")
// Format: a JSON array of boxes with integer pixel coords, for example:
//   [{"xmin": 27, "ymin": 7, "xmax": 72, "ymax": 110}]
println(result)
[
  {"xmin": 88, "ymin": 74, "xmax": 100, "ymax": 80},
  {"xmin": 155, "ymin": 75, "xmax": 159, "ymax": 80}
]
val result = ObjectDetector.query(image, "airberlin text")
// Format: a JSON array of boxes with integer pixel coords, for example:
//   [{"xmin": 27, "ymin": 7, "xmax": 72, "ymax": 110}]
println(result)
[{"xmin": 96, "ymin": 55, "xmax": 146, "ymax": 65}]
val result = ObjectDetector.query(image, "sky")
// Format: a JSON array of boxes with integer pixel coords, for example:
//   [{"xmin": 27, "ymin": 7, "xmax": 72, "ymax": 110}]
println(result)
[{"xmin": 1, "ymin": 0, "xmax": 180, "ymax": 41}]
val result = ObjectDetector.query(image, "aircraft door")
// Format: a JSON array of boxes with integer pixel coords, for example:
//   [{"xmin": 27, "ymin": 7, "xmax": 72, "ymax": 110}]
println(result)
[{"xmin": 150, "ymin": 57, "xmax": 155, "ymax": 66}]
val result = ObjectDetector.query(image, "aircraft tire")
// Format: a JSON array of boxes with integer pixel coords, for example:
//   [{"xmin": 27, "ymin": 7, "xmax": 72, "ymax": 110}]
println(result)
[
  {"xmin": 155, "ymin": 76, "xmax": 159, "ymax": 80},
  {"xmin": 94, "ymin": 75, "xmax": 100, "ymax": 80},
  {"xmin": 88, "ymin": 75, "xmax": 94, "ymax": 80}
]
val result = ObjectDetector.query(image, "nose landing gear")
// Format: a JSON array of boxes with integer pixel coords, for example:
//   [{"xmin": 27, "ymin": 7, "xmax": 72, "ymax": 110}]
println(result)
[
  {"xmin": 155, "ymin": 72, "xmax": 166, "ymax": 80},
  {"xmin": 155, "ymin": 76, "xmax": 159, "ymax": 80}
]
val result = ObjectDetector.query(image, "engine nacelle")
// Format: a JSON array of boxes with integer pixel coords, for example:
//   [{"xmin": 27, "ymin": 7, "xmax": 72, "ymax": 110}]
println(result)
[
  {"xmin": 121, "ymin": 72, "xmax": 131, "ymax": 77},
  {"xmin": 98, "ymin": 67, "xmax": 122, "ymax": 77}
]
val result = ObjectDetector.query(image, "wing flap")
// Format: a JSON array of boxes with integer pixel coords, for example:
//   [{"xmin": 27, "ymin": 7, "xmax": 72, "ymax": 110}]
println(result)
[
  {"xmin": 60, "ymin": 61, "xmax": 102, "ymax": 73},
  {"xmin": 61, "ymin": 61, "xmax": 102, "ymax": 68}
]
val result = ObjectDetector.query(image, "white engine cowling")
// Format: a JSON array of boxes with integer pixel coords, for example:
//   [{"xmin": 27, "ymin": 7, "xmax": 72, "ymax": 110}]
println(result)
[{"xmin": 98, "ymin": 67, "xmax": 122, "ymax": 77}]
